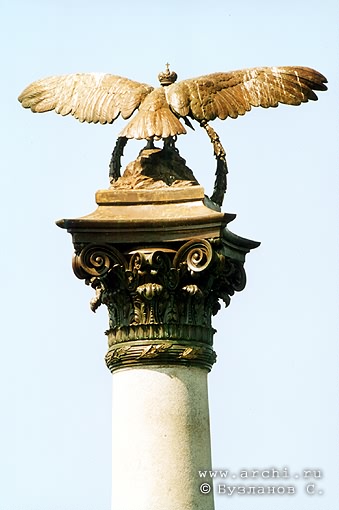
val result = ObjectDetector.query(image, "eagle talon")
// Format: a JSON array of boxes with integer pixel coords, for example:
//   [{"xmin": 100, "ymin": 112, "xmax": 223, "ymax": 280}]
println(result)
[
  {"xmin": 144, "ymin": 138, "xmax": 155, "ymax": 150},
  {"xmin": 163, "ymin": 136, "xmax": 178, "ymax": 153}
]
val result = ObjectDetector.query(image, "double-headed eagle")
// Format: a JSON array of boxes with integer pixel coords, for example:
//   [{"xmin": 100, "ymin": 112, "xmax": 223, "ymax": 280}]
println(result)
[{"xmin": 18, "ymin": 64, "xmax": 327, "ymax": 205}]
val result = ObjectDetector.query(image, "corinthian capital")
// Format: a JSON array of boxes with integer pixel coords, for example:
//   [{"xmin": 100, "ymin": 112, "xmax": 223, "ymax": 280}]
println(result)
[{"xmin": 57, "ymin": 185, "xmax": 259, "ymax": 372}]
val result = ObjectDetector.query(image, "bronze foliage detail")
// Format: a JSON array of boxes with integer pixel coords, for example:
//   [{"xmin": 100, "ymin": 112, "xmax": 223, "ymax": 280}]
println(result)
[{"xmin": 72, "ymin": 238, "xmax": 247, "ymax": 371}]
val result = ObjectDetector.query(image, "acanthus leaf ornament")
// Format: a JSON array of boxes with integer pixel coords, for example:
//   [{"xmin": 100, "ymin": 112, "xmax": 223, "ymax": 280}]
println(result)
[{"xmin": 71, "ymin": 237, "xmax": 253, "ymax": 371}]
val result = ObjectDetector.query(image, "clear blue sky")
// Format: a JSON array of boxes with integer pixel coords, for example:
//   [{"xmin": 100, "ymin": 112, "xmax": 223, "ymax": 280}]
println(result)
[{"xmin": 1, "ymin": 1, "xmax": 338, "ymax": 509}]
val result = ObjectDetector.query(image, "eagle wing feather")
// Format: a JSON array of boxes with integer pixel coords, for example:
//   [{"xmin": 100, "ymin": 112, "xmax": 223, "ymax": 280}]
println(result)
[
  {"xmin": 18, "ymin": 73, "xmax": 154, "ymax": 125},
  {"xmin": 166, "ymin": 66, "xmax": 327, "ymax": 121}
]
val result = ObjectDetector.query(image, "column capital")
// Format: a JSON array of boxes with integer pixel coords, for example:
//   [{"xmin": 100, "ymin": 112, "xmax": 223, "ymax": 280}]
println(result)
[{"xmin": 57, "ymin": 185, "xmax": 259, "ymax": 372}]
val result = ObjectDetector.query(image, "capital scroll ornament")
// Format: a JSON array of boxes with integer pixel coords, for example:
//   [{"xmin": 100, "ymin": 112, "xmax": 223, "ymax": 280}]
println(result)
[{"xmin": 72, "ymin": 238, "xmax": 247, "ymax": 371}]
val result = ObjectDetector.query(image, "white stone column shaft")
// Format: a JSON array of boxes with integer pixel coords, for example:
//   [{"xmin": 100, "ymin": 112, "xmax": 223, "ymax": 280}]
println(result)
[{"xmin": 111, "ymin": 365, "xmax": 214, "ymax": 510}]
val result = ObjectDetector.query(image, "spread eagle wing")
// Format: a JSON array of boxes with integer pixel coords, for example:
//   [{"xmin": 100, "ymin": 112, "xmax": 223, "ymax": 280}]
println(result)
[
  {"xmin": 18, "ymin": 72, "xmax": 187, "ymax": 139},
  {"xmin": 18, "ymin": 73, "xmax": 154, "ymax": 124},
  {"xmin": 18, "ymin": 66, "xmax": 327, "ymax": 140},
  {"xmin": 165, "ymin": 66, "xmax": 328, "ymax": 122}
]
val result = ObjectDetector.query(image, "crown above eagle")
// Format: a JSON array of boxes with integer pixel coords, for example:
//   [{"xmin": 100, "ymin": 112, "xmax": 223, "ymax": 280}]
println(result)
[{"xmin": 158, "ymin": 63, "xmax": 178, "ymax": 86}]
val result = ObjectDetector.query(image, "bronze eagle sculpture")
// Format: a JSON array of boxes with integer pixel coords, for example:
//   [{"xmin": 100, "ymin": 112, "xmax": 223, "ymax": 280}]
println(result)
[{"xmin": 18, "ymin": 64, "xmax": 327, "ymax": 205}]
